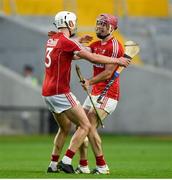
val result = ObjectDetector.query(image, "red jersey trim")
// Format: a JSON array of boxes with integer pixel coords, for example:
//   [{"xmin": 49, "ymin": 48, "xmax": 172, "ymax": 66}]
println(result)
[
  {"xmin": 100, "ymin": 96, "xmax": 108, "ymax": 109},
  {"xmin": 65, "ymin": 93, "xmax": 77, "ymax": 107},
  {"xmin": 111, "ymin": 39, "xmax": 119, "ymax": 58}
]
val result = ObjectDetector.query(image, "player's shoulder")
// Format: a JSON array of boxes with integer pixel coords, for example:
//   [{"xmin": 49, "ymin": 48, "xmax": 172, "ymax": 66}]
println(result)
[
  {"xmin": 47, "ymin": 32, "xmax": 68, "ymax": 46},
  {"xmin": 53, "ymin": 34, "xmax": 81, "ymax": 50},
  {"xmin": 49, "ymin": 32, "xmax": 67, "ymax": 43},
  {"xmin": 110, "ymin": 37, "xmax": 122, "ymax": 45},
  {"xmin": 106, "ymin": 37, "xmax": 124, "ymax": 56},
  {"xmin": 63, "ymin": 35, "xmax": 82, "ymax": 46},
  {"xmin": 90, "ymin": 40, "xmax": 101, "ymax": 47},
  {"xmin": 111, "ymin": 38, "xmax": 124, "ymax": 49},
  {"xmin": 54, "ymin": 32, "xmax": 72, "ymax": 42},
  {"xmin": 51, "ymin": 32, "xmax": 63, "ymax": 39}
]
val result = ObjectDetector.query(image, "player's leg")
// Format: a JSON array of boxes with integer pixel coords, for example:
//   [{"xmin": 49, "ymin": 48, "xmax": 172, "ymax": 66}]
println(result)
[
  {"xmin": 59, "ymin": 104, "xmax": 91, "ymax": 173},
  {"xmin": 87, "ymin": 95, "xmax": 118, "ymax": 174},
  {"xmin": 75, "ymin": 107, "xmax": 109, "ymax": 175},
  {"xmin": 87, "ymin": 108, "xmax": 110, "ymax": 174},
  {"xmin": 75, "ymin": 136, "xmax": 90, "ymax": 174},
  {"xmin": 47, "ymin": 112, "xmax": 71, "ymax": 172},
  {"xmin": 75, "ymin": 108, "xmax": 90, "ymax": 174},
  {"xmin": 88, "ymin": 108, "xmax": 107, "ymax": 155},
  {"xmin": 78, "ymin": 110, "xmax": 89, "ymax": 160},
  {"xmin": 43, "ymin": 93, "xmax": 87, "ymax": 173},
  {"xmin": 76, "ymin": 96, "xmax": 108, "ymax": 174},
  {"xmin": 76, "ymin": 107, "xmax": 107, "ymax": 175}
]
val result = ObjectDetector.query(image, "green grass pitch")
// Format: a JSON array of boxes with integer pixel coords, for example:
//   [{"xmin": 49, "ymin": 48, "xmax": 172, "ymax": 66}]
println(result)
[{"xmin": 0, "ymin": 134, "xmax": 172, "ymax": 178}]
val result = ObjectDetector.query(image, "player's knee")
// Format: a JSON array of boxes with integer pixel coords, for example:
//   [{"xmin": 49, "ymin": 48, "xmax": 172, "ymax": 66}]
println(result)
[
  {"xmin": 87, "ymin": 111, "xmax": 98, "ymax": 127},
  {"xmin": 82, "ymin": 121, "xmax": 91, "ymax": 134},
  {"xmin": 87, "ymin": 121, "xmax": 91, "ymax": 132}
]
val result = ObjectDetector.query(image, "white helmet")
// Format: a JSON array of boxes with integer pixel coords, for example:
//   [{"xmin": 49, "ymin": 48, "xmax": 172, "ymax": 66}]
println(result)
[{"xmin": 54, "ymin": 11, "xmax": 77, "ymax": 36}]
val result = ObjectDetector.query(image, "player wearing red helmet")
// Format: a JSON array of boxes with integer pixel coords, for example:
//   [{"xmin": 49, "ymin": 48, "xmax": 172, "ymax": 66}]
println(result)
[
  {"xmin": 96, "ymin": 14, "xmax": 118, "ymax": 39},
  {"xmin": 75, "ymin": 14, "xmax": 125, "ymax": 174}
]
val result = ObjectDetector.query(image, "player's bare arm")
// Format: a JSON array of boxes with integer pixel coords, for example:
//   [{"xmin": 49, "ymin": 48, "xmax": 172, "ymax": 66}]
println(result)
[
  {"xmin": 73, "ymin": 47, "xmax": 91, "ymax": 60},
  {"xmin": 75, "ymin": 35, "xmax": 93, "ymax": 44},
  {"xmin": 89, "ymin": 64, "xmax": 116, "ymax": 85},
  {"xmin": 81, "ymin": 64, "xmax": 115, "ymax": 91},
  {"xmin": 75, "ymin": 49, "xmax": 131, "ymax": 66}
]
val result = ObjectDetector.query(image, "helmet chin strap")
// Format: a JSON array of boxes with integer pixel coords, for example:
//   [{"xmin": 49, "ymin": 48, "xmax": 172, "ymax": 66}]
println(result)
[
  {"xmin": 70, "ymin": 33, "xmax": 75, "ymax": 37},
  {"xmin": 65, "ymin": 22, "xmax": 76, "ymax": 37},
  {"xmin": 63, "ymin": 19, "xmax": 73, "ymax": 37},
  {"xmin": 61, "ymin": 15, "xmax": 74, "ymax": 37}
]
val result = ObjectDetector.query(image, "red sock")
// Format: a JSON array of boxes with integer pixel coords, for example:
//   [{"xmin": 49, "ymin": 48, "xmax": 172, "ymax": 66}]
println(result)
[
  {"xmin": 96, "ymin": 155, "xmax": 106, "ymax": 166},
  {"xmin": 51, "ymin": 154, "xmax": 59, "ymax": 162},
  {"xmin": 65, "ymin": 149, "xmax": 75, "ymax": 159},
  {"xmin": 80, "ymin": 159, "xmax": 88, "ymax": 166}
]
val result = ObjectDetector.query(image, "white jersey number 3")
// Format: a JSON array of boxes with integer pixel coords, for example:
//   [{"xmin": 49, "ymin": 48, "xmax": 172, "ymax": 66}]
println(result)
[{"xmin": 45, "ymin": 47, "xmax": 53, "ymax": 67}]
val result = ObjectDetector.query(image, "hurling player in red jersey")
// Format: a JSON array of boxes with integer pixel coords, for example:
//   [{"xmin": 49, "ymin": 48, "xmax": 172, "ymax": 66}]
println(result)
[
  {"xmin": 42, "ymin": 11, "xmax": 130, "ymax": 173},
  {"xmin": 75, "ymin": 14, "xmax": 126, "ymax": 174}
]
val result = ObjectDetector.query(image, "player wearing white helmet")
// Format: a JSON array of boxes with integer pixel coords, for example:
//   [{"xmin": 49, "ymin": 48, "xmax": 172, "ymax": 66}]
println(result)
[
  {"xmin": 43, "ymin": 11, "xmax": 130, "ymax": 174},
  {"xmin": 53, "ymin": 11, "xmax": 77, "ymax": 37}
]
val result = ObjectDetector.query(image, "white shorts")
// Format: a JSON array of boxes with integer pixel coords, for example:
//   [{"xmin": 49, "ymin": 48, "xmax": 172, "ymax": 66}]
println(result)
[
  {"xmin": 83, "ymin": 95, "xmax": 118, "ymax": 114},
  {"xmin": 42, "ymin": 92, "xmax": 80, "ymax": 113}
]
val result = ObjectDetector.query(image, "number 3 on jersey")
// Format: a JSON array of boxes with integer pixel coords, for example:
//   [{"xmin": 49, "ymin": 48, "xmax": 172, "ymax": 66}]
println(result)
[{"xmin": 45, "ymin": 47, "xmax": 53, "ymax": 67}]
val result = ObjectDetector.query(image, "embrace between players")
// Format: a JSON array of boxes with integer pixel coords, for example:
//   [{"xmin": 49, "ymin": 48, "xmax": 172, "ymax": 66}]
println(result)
[{"xmin": 42, "ymin": 11, "xmax": 131, "ymax": 174}]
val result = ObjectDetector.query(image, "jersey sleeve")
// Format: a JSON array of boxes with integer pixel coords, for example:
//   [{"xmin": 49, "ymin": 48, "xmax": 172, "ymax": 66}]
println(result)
[
  {"xmin": 62, "ymin": 38, "xmax": 82, "ymax": 54},
  {"xmin": 117, "ymin": 41, "xmax": 124, "ymax": 58},
  {"xmin": 109, "ymin": 39, "xmax": 124, "ymax": 58}
]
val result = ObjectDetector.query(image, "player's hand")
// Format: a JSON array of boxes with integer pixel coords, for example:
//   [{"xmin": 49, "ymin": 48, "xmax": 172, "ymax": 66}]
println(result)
[
  {"xmin": 79, "ymin": 35, "xmax": 93, "ymax": 43},
  {"xmin": 81, "ymin": 79, "xmax": 90, "ymax": 91},
  {"xmin": 116, "ymin": 57, "xmax": 131, "ymax": 67},
  {"xmin": 48, "ymin": 31, "xmax": 56, "ymax": 37}
]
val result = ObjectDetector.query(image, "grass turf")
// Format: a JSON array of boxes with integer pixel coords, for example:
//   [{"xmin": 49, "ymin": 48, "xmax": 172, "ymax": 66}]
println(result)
[{"xmin": 0, "ymin": 134, "xmax": 172, "ymax": 178}]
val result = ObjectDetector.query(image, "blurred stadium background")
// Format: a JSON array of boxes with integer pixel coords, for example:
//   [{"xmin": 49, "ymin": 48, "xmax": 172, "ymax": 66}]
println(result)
[{"xmin": 0, "ymin": 0, "xmax": 172, "ymax": 135}]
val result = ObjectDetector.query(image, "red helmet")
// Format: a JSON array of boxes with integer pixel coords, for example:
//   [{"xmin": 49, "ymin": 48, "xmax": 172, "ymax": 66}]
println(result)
[{"xmin": 97, "ymin": 14, "xmax": 118, "ymax": 30}]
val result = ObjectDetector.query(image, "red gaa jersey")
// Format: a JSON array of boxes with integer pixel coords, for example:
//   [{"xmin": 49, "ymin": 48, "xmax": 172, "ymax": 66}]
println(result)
[
  {"xmin": 42, "ymin": 32, "xmax": 82, "ymax": 96},
  {"xmin": 90, "ymin": 38, "xmax": 124, "ymax": 100}
]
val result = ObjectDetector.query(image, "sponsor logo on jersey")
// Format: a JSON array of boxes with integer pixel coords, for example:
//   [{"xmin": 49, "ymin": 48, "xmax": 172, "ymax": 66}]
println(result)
[{"xmin": 94, "ymin": 48, "xmax": 106, "ymax": 55}]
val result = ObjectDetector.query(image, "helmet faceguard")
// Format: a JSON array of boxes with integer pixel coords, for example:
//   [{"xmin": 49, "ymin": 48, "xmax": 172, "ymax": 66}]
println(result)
[
  {"xmin": 96, "ymin": 14, "xmax": 118, "ymax": 39},
  {"xmin": 54, "ymin": 11, "xmax": 77, "ymax": 37}
]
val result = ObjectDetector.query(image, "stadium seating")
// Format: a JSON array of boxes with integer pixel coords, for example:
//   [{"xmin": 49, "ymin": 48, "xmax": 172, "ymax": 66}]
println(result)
[{"xmin": 2, "ymin": 0, "xmax": 169, "ymax": 17}]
